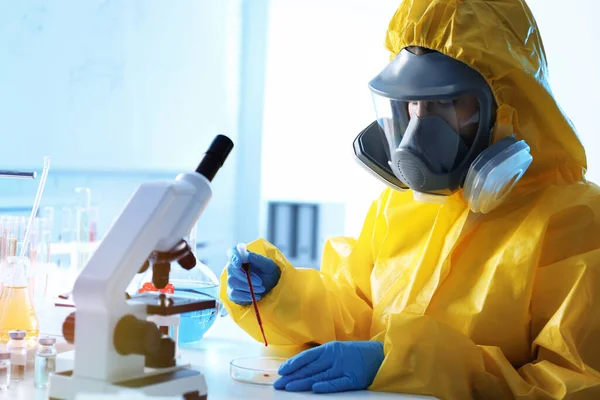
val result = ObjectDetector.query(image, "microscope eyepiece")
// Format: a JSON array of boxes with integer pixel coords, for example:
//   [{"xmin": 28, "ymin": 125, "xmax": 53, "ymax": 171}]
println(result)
[{"xmin": 195, "ymin": 134, "xmax": 234, "ymax": 182}]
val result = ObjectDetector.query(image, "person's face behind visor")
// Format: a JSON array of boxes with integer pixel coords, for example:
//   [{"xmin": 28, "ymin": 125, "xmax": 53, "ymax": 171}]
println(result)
[
  {"xmin": 401, "ymin": 45, "xmax": 482, "ymax": 148},
  {"xmin": 406, "ymin": 95, "xmax": 480, "ymax": 147}
]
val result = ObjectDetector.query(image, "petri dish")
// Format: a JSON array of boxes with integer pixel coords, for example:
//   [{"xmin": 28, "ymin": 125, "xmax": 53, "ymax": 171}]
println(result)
[{"xmin": 230, "ymin": 356, "xmax": 286, "ymax": 385}]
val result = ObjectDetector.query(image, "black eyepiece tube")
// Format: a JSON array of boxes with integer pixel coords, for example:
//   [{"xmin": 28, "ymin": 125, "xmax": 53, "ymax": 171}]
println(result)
[{"xmin": 195, "ymin": 134, "xmax": 234, "ymax": 181}]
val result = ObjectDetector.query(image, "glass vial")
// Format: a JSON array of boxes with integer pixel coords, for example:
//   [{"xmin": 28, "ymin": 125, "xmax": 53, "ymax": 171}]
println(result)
[
  {"xmin": 7, "ymin": 330, "xmax": 27, "ymax": 382},
  {"xmin": 34, "ymin": 336, "xmax": 56, "ymax": 388},
  {"xmin": 0, "ymin": 350, "xmax": 10, "ymax": 390}
]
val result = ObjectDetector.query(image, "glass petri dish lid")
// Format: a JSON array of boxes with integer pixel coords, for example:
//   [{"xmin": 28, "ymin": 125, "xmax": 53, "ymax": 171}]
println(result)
[{"xmin": 230, "ymin": 356, "xmax": 287, "ymax": 385}]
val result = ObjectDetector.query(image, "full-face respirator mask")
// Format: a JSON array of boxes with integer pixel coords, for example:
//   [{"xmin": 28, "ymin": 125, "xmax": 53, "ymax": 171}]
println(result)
[{"xmin": 353, "ymin": 48, "xmax": 533, "ymax": 214}]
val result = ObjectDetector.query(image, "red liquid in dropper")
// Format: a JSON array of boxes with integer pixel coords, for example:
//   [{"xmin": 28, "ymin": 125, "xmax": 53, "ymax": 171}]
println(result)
[{"xmin": 242, "ymin": 262, "xmax": 268, "ymax": 346}]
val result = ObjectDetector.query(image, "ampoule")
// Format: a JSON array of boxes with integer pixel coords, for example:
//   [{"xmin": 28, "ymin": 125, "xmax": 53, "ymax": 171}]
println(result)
[
  {"xmin": 34, "ymin": 336, "xmax": 56, "ymax": 388},
  {"xmin": 7, "ymin": 330, "xmax": 27, "ymax": 382},
  {"xmin": 0, "ymin": 350, "xmax": 10, "ymax": 390}
]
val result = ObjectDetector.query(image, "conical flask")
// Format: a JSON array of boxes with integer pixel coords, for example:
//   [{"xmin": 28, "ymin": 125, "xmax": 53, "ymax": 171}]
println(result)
[{"xmin": 0, "ymin": 256, "xmax": 39, "ymax": 342}]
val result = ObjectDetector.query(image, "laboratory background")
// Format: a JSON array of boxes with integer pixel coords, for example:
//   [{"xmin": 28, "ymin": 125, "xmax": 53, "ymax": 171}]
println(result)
[{"xmin": 0, "ymin": 0, "xmax": 598, "ymax": 397}]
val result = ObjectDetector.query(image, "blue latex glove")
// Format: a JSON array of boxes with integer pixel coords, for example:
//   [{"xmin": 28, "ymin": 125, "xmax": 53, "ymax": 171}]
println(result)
[
  {"xmin": 226, "ymin": 245, "xmax": 281, "ymax": 305},
  {"xmin": 274, "ymin": 341, "xmax": 385, "ymax": 393}
]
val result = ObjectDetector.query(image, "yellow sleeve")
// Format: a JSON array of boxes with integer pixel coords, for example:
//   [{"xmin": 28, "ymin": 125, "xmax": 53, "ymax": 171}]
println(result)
[
  {"xmin": 370, "ymin": 251, "xmax": 600, "ymax": 399},
  {"xmin": 219, "ymin": 197, "xmax": 381, "ymax": 346}
]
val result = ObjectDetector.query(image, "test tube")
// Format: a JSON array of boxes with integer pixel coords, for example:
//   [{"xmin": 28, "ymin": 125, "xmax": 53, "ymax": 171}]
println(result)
[
  {"xmin": 32, "ymin": 218, "xmax": 52, "ymax": 311},
  {"xmin": 0, "ymin": 217, "xmax": 5, "ymax": 288},
  {"xmin": 88, "ymin": 206, "xmax": 99, "ymax": 242},
  {"xmin": 74, "ymin": 187, "xmax": 91, "ymax": 245},
  {"xmin": 0, "ymin": 216, "xmax": 5, "ymax": 265},
  {"xmin": 19, "ymin": 156, "xmax": 50, "ymax": 260},
  {"xmin": 74, "ymin": 187, "xmax": 91, "ymax": 210},
  {"xmin": 15, "ymin": 217, "xmax": 27, "ymax": 258},
  {"xmin": 38, "ymin": 217, "xmax": 53, "ymax": 264},
  {"xmin": 42, "ymin": 206, "xmax": 55, "ymax": 242},
  {"xmin": 60, "ymin": 207, "xmax": 72, "ymax": 243},
  {"xmin": 7, "ymin": 218, "xmax": 18, "ymax": 258},
  {"xmin": 76, "ymin": 207, "xmax": 90, "ymax": 244},
  {"xmin": 27, "ymin": 218, "xmax": 41, "ymax": 265}
]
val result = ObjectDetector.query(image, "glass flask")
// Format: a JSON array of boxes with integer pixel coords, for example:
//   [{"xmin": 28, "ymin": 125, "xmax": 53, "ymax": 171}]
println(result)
[
  {"xmin": 133, "ymin": 257, "xmax": 225, "ymax": 348},
  {"xmin": 0, "ymin": 257, "xmax": 39, "ymax": 342},
  {"xmin": 128, "ymin": 225, "xmax": 225, "ymax": 349}
]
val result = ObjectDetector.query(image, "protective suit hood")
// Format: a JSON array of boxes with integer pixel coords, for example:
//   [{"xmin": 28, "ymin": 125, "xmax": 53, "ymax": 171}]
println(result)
[{"xmin": 385, "ymin": 0, "xmax": 587, "ymax": 192}]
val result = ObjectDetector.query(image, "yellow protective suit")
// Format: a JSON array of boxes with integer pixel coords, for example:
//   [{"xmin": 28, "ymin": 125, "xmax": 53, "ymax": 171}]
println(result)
[{"xmin": 220, "ymin": 0, "xmax": 600, "ymax": 399}]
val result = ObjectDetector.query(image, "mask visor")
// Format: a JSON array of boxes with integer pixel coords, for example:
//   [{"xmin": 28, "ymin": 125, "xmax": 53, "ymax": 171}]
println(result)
[{"xmin": 372, "ymin": 91, "xmax": 481, "ymax": 169}]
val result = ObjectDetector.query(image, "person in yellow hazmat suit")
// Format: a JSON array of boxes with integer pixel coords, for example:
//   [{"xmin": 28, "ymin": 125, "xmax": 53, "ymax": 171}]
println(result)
[{"xmin": 219, "ymin": 0, "xmax": 600, "ymax": 398}]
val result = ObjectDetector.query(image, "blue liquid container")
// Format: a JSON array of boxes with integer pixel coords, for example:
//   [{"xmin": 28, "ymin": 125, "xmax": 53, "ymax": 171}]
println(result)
[
  {"xmin": 131, "ymin": 255, "xmax": 226, "ymax": 348},
  {"xmin": 171, "ymin": 284, "xmax": 223, "ymax": 347}
]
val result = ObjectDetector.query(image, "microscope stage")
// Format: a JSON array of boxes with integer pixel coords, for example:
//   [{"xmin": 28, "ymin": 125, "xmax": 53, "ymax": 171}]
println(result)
[{"xmin": 129, "ymin": 292, "xmax": 217, "ymax": 316}]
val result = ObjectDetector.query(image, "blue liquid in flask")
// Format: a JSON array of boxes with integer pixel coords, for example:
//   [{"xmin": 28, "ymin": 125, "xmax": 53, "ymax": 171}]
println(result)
[{"xmin": 173, "ymin": 285, "xmax": 221, "ymax": 348}]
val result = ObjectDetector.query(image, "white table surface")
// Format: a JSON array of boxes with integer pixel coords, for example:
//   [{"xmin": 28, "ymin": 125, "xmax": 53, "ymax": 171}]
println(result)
[{"xmin": 0, "ymin": 310, "xmax": 434, "ymax": 400}]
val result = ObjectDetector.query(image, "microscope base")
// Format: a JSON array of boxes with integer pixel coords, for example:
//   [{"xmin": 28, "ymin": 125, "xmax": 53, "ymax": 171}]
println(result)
[{"xmin": 48, "ymin": 366, "xmax": 208, "ymax": 399}]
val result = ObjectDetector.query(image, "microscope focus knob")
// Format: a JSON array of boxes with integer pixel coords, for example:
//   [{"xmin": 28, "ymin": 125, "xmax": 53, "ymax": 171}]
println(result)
[
  {"xmin": 145, "ymin": 336, "xmax": 176, "ymax": 369},
  {"xmin": 178, "ymin": 250, "xmax": 197, "ymax": 270},
  {"xmin": 62, "ymin": 312, "xmax": 76, "ymax": 344},
  {"xmin": 114, "ymin": 315, "xmax": 162, "ymax": 357}
]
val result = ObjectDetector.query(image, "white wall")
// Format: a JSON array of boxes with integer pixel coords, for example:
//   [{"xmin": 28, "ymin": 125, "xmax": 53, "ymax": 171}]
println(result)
[
  {"xmin": 525, "ymin": 0, "xmax": 600, "ymax": 183},
  {"xmin": 0, "ymin": 0, "xmax": 239, "ymax": 172},
  {"xmin": 261, "ymin": 0, "xmax": 600, "ymax": 238},
  {"xmin": 261, "ymin": 0, "xmax": 399, "ymax": 237}
]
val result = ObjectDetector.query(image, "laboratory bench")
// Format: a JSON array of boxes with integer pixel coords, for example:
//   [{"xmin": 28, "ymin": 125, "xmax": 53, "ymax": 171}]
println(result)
[{"xmin": 0, "ymin": 310, "xmax": 434, "ymax": 400}]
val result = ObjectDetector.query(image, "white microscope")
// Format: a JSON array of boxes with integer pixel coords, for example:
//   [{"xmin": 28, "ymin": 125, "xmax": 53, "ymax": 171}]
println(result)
[{"xmin": 49, "ymin": 135, "xmax": 234, "ymax": 400}]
